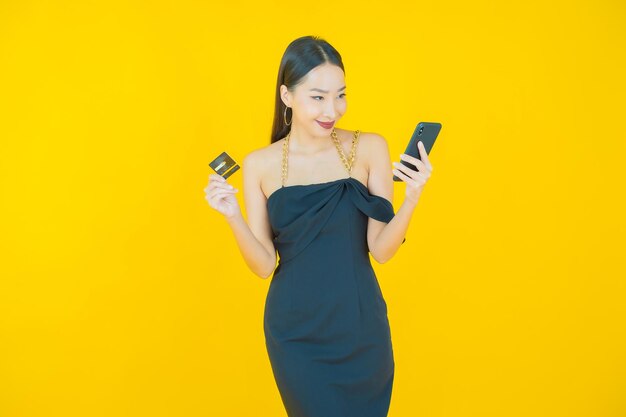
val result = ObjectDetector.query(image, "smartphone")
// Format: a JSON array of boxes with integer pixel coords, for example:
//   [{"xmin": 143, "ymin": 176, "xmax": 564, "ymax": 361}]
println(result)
[{"xmin": 393, "ymin": 122, "xmax": 442, "ymax": 181}]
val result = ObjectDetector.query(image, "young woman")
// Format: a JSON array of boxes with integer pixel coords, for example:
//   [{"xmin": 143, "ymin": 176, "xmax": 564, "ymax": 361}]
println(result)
[{"xmin": 205, "ymin": 35, "xmax": 433, "ymax": 417}]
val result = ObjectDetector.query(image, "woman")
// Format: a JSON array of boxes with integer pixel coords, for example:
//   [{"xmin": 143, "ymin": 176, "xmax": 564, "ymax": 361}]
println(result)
[{"xmin": 204, "ymin": 35, "xmax": 433, "ymax": 417}]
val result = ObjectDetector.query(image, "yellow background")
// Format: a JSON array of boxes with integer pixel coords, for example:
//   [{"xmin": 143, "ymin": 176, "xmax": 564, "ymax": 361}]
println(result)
[{"xmin": 1, "ymin": 1, "xmax": 625, "ymax": 416}]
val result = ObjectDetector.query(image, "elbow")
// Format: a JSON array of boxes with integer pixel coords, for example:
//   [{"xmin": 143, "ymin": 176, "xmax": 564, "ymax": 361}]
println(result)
[
  {"xmin": 259, "ymin": 263, "xmax": 276, "ymax": 279},
  {"xmin": 370, "ymin": 238, "xmax": 405, "ymax": 264},
  {"xmin": 247, "ymin": 262, "xmax": 275, "ymax": 279},
  {"xmin": 370, "ymin": 252, "xmax": 390, "ymax": 264},
  {"xmin": 255, "ymin": 252, "xmax": 277, "ymax": 279},
  {"xmin": 370, "ymin": 243, "xmax": 390, "ymax": 264},
  {"xmin": 256, "ymin": 268, "xmax": 272, "ymax": 279}
]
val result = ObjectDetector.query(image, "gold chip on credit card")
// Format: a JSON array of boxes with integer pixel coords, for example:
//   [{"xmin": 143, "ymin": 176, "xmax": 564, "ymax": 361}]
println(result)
[{"xmin": 209, "ymin": 151, "xmax": 240, "ymax": 180}]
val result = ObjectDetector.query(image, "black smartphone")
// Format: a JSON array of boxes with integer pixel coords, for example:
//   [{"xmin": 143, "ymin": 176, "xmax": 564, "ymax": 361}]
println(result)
[{"xmin": 393, "ymin": 122, "xmax": 442, "ymax": 181}]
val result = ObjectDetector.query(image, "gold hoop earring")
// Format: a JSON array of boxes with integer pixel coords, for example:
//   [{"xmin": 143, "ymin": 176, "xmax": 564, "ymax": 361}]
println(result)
[{"xmin": 283, "ymin": 107, "xmax": 292, "ymax": 126}]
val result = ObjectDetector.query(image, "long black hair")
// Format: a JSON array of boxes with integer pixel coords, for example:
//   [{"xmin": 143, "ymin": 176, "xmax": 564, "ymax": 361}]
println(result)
[{"xmin": 270, "ymin": 36, "xmax": 345, "ymax": 144}]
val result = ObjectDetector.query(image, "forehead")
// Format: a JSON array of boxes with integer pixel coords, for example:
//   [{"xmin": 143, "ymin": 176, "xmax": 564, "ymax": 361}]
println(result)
[{"xmin": 300, "ymin": 64, "xmax": 345, "ymax": 89}]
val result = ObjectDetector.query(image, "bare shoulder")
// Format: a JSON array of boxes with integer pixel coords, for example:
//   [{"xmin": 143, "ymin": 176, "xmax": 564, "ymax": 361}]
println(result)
[
  {"xmin": 243, "ymin": 141, "xmax": 282, "ymax": 176},
  {"xmin": 351, "ymin": 130, "xmax": 390, "ymax": 169},
  {"xmin": 333, "ymin": 127, "xmax": 385, "ymax": 151},
  {"xmin": 358, "ymin": 130, "xmax": 388, "ymax": 148},
  {"xmin": 243, "ymin": 140, "xmax": 285, "ymax": 199}
]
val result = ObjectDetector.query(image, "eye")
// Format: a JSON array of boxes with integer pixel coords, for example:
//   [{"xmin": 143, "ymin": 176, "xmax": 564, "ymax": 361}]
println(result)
[{"xmin": 311, "ymin": 94, "xmax": 347, "ymax": 101}]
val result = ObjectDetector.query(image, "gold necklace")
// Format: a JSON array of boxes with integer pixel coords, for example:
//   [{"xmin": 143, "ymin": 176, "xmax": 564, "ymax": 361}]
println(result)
[{"xmin": 282, "ymin": 127, "xmax": 360, "ymax": 187}]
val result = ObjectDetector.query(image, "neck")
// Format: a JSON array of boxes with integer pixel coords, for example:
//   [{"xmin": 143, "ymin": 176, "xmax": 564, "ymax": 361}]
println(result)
[{"xmin": 288, "ymin": 124, "xmax": 333, "ymax": 153}]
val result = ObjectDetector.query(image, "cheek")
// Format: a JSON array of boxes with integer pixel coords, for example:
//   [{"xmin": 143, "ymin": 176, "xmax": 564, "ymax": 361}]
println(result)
[
  {"xmin": 302, "ymin": 102, "xmax": 322, "ymax": 117},
  {"xmin": 294, "ymin": 99, "xmax": 318, "ymax": 116}
]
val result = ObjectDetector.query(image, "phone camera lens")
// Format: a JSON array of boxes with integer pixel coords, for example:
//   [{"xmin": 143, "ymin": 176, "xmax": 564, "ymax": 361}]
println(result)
[{"xmin": 418, "ymin": 128, "xmax": 423, "ymax": 136}]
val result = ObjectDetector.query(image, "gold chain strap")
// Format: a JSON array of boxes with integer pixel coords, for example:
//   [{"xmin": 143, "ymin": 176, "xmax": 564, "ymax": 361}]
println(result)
[
  {"xmin": 332, "ymin": 128, "xmax": 360, "ymax": 175},
  {"xmin": 281, "ymin": 132, "xmax": 290, "ymax": 187},
  {"xmin": 282, "ymin": 128, "xmax": 360, "ymax": 187}
]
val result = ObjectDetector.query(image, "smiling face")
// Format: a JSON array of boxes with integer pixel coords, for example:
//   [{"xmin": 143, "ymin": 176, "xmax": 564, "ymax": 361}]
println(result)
[{"xmin": 280, "ymin": 63, "xmax": 347, "ymax": 138}]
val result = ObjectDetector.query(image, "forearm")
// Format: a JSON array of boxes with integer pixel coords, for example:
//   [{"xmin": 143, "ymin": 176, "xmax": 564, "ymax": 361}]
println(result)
[
  {"xmin": 372, "ymin": 197, "xmax": 418, "ymax": 263},
  {"xmin": 225, "ymin": 212, "xmax": 276, "ymax": 279}
]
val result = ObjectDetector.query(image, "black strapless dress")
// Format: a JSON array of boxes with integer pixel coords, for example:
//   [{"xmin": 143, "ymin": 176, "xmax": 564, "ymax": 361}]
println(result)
[{"xmin": 264, "ymin": 176, "xmax": 405, "ymax": 417}]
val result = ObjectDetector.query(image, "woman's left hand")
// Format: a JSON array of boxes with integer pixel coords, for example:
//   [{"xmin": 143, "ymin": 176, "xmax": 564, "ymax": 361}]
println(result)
[{"xmin": 392, "ymin": 141, "xmax": 433, "ymax": 205}]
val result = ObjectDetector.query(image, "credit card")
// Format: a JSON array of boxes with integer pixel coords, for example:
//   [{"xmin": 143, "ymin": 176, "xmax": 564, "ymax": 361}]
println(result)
[{"xmin": 209, "ymin": 151, "xmax": 240, "ymax": 179}]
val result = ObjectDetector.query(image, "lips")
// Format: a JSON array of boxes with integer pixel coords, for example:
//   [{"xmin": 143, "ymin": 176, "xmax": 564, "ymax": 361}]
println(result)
[{"xmin": 316, "ymin": 120, "xmax": 335, "ymax": 129}]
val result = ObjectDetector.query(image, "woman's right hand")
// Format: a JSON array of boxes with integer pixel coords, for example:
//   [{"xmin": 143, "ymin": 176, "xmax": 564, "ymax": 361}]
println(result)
[{"xmin": 204, "ymin": 174, "xmax": 240, "ymax": 219}]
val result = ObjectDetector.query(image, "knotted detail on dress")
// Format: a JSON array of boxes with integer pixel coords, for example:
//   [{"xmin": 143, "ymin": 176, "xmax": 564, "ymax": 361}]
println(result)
[{"xmin": 270, "ymin": 177, "xmax": 405, "ymax": 264}]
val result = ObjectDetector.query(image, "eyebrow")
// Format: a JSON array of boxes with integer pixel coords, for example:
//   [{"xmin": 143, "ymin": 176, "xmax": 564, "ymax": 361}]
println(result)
[{"xmin": 309, "ymin": 86, "xmax": 346, "ymax": 93}]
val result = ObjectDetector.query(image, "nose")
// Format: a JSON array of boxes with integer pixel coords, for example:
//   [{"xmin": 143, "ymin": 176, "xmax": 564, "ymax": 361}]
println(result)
[{"xmin": 323, "ymin": 100, "xmax": 338, "ymax": 119}]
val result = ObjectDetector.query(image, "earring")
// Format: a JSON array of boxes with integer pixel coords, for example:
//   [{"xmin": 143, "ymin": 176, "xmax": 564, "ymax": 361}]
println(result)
[{"xmin": 283, "ymin": 106, "xmax": 292, "ymax": 126}]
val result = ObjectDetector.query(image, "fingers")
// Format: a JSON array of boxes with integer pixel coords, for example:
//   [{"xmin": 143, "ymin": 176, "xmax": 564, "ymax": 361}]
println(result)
[
  {"xmin": 206, "ymin": 174, "xmax": 236, "ymax": 192},
  {"xmin": 392, "ymin": 161, "xmax": 418, "ymax": 185},
  {"xmin": 400, "ymin": 154, "xmax": 427, "ymax": 172},
  {"xmin": 208, "ymin": 182, "xmax": 236, "ymax": 192},
  {"xmin": 205, "ymin": 173, "xmax": 238, "ymax": 209},
  {"xmin": 400, "ymin": 142, "xmax": 433, "ymax": 174},
  {"xmin": 417, "ymin": 141, "xmax": 433, "ymax": 170},
  {"xmin": 207, "ymin": 189, "xmax": 238, "ymax": 207},
  {"xmin": 210, "ymin": 173, "xmax": 225, "ymax": 181},
  {"xmin": 393, "ymin": 162, "xmax": 428, "ymax": 188},
  {"xmin": 210, "ymin": 189, "xmax": 238, "ymax": 200},
  {"xmin": 206, "ymin": 187, "xmax": 238, "ymax": 199},
  {"xmin": 204, "ymin": 173, "xmax": 240, "ymax": 212},
  {"xmin": 394, "ymin": 155, "xmax": 430, "ymax": 180}
]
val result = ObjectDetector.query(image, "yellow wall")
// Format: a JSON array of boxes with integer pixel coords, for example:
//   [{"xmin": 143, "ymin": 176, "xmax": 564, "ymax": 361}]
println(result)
[{"xmin": 1, "ymin": 1, "xmax": 624, "ymax": 416}]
